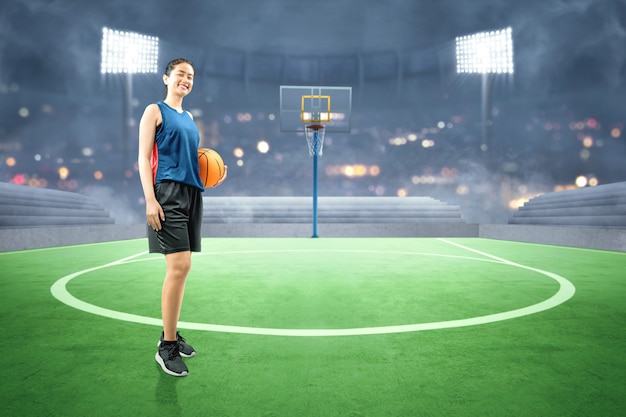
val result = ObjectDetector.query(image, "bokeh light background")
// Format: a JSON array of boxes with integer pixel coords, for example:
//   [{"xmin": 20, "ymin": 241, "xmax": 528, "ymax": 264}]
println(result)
[{"xmin": 1, "ymin": 0, "xmax": 625, "ymax": 224}]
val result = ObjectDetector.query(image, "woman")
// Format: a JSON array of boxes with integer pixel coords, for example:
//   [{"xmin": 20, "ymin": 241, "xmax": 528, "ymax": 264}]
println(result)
[{"xmin": 138, "ymin": 58, "xmax": 225, "ymax": 377}]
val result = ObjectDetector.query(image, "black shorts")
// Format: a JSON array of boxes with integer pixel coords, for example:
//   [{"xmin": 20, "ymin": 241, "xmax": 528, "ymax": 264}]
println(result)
[{"xmin": 148, "ymin": 181, "xmax": 203, "ymax": 254}]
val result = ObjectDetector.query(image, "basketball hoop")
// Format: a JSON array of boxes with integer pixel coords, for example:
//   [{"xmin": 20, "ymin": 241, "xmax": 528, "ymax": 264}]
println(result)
[
  {"xmin": 279, "ymin": 85, "xmax": 352, "ymax": 238},
  {"xmin": 304, "ymin": 124, "xmax": 325, "ymax": 156}
]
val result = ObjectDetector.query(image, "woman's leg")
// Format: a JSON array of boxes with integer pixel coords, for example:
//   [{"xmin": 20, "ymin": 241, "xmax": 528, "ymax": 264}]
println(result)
[{"xmin": 162, "ymin": 251, "xmax": 192, "ymax": 341}]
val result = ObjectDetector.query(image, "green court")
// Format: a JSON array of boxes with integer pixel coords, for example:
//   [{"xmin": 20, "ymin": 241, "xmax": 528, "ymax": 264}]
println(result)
[{"xmin": 1, "ymin": 237, "xmax": 625, "ymax": 416}]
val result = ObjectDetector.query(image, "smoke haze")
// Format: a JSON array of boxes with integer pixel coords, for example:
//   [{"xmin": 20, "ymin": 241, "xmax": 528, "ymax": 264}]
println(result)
[{"xmin": 0, "ymin": 0, "xmax": 624, "ymax": 224}]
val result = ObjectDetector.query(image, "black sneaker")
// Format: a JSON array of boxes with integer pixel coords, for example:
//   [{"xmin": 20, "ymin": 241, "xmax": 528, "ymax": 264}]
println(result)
[
  {"xmin": 158, "ymin": 331, "xmax": 196, "ymax": 358},
  {"xmin": 155, "ymin": 342, "xmax": 188, "ymax": 377}
]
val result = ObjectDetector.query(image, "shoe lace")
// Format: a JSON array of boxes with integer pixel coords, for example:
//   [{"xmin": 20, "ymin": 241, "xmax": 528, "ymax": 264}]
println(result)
[
  {"xmin": 163, "ymin": 342, "xmax": 180, "ymax": 360},
  {"xmin": 176, "ymin": 332, "xmax": 187, "ymax": 344}
]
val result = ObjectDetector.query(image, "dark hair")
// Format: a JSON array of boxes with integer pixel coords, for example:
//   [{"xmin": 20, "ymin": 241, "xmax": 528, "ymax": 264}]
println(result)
[{"xmin": 163, "ymin": 58, "xmax": 194, "ymax": 98}]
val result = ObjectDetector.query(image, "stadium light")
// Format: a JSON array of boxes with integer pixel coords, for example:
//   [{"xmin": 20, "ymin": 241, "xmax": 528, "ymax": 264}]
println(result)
[
  {"xmin": 455, "ymin": 27, "xmax": 513, "ymax": 74},
  {"xmin": 455, "ymin": 27, "xmax": 514, "ymax": 170},
  {"xmin": 101, "ymin": 27, "xmax": 159, "ymax": 176},
  {"xmin": 101, "ymin": 27, "xmax": 159, "ymax": 74}
]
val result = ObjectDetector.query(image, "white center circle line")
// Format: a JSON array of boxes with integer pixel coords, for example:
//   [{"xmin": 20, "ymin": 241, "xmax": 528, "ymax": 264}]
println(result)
[{"xmin": 50, "ymin": 244, "xmax": 576, "ymax": 337}]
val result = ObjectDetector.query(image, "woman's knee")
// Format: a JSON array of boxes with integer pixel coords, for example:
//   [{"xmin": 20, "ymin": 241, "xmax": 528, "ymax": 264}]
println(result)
[{"xmin": 165, "ymin": 252, "xmax": 192, "ymax": 277}]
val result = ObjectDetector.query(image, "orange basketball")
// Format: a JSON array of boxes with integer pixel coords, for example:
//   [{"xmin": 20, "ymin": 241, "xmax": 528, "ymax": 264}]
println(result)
[{"xmin": 198, "ymin": 148, "xmax": 225, "ymax": 188}]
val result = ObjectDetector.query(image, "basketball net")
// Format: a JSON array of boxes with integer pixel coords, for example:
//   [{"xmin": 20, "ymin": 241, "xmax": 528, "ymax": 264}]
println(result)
[{"xmin": 304, "ymin": 124, "xmax": 325, "ymax": 156}]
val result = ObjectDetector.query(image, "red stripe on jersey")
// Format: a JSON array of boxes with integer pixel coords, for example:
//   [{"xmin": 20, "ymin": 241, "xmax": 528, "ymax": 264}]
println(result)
[{"xmin": 150, "ymin": 142, "xmax": 158, "ymax": 185}]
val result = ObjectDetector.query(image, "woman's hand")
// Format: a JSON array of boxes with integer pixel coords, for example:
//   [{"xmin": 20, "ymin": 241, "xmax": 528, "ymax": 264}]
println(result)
[{"xmin": 146, "ymin": 197, "xmax": 165, "ymax": 231}]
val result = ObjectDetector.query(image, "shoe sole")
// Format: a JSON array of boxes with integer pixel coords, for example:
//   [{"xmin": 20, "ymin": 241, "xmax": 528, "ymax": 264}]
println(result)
[
  {"xmin": 155, "ymin": 352, "xmax": 188, "ymax": 377},
  {"xmin": 157, "ymin": 341, "xmax": 196, "ymax": 358}
]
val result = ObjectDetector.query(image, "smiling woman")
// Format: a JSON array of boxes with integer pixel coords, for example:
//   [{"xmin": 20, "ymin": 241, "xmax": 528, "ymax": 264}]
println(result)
[{"xmin": 137, "ymin": 57, "xmax": 226, "ymax": 377}]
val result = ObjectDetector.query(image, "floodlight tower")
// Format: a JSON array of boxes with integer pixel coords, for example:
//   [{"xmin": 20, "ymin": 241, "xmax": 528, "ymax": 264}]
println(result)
[
  {"xmin": 100, "ymin": 27, "xmax": 159, "ymax": 176},
  {"xmin": 455, "ymin": 27, "xmax": 514, "ymax": 170}
]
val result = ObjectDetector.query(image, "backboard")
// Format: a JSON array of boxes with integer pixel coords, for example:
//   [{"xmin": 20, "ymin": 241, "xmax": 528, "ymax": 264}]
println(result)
[{"xmin": 279, "ymin": 85, "xmax": 352, "ymax": 132}]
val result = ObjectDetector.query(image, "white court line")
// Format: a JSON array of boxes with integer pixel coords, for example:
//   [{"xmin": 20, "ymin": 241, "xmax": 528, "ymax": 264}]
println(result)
[{"xmin": 50, "ymin": 243, "xmax": 576, "ymax": 337}]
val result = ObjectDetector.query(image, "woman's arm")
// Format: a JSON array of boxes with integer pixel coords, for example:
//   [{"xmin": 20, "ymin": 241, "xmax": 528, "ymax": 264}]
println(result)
[{"xmin": 138, "ymin": 104, "xmax": 164, "ymax": 231}]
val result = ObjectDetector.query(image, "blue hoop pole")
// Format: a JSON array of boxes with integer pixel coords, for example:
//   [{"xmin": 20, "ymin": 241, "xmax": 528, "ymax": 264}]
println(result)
[{"xmin": 312, "ymin": 130, "xmax": 319, "ymax": 238}]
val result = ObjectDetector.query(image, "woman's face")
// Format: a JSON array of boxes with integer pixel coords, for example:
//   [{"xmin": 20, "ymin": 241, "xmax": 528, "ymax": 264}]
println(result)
[{"xmin": 164, "ymin": 63, "xmax": 194, "ymax": 97}]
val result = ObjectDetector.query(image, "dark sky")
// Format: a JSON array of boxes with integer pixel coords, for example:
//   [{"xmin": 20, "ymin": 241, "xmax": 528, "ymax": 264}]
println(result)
[{"xmin": 2, "ymin": 0, "xmax": 625, "ymax": 93}]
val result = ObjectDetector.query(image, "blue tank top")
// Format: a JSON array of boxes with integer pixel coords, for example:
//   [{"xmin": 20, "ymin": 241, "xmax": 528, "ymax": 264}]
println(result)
[{"xmin": 151, "ymin": 101, "xmax": 204, "ymax": 190}]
